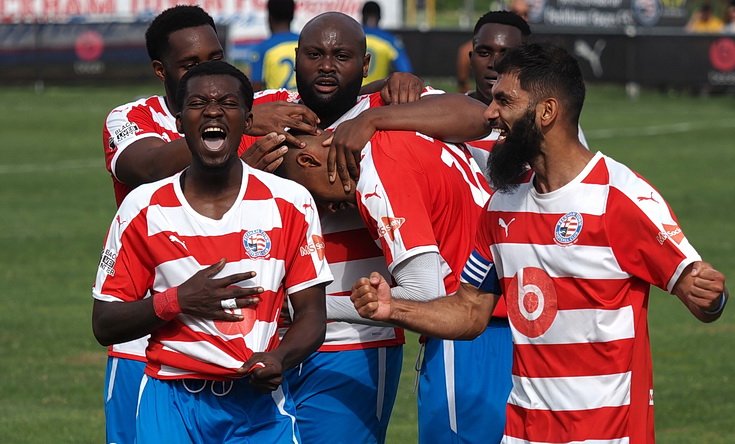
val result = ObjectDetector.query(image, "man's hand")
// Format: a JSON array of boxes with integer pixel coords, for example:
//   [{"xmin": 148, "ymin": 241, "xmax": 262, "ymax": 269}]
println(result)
[
  {"xmin": 177, "ymin": 258, "xmax": 262, "ymax": 322},
  {"xmin": 380, "ymin": 72, "xmax": 425, "ymax": 105},
  {"xmin": 250, "ymin": 101, "xmax": 321, "ymax": 147},
  {"xmin": 351, "ymin": 272, "xmax": 393, "ymax": 322},
  {"xmin": 237, "ymin": 352, "xmax": 284, "ymax": 393},
  {"xmin": 686, "ymin": 261, "xmax": 726, "ymax": 313},
  {"xmin": 324, "ymin": 115, "xmax": 376, "ymax": 191},
  {"xmin": 241, "ymin": 132, "xmax": 288, "ymax": 172}
]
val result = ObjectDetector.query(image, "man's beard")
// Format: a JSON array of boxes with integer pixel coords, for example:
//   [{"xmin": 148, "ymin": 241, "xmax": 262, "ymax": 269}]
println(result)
[
  {"xmin": 296, "ymin": 71, "xmax": 364, "ymax": 123},
  {"xmin": 487, "ymin": 108, "xmax": 543, "ymax": 193}
]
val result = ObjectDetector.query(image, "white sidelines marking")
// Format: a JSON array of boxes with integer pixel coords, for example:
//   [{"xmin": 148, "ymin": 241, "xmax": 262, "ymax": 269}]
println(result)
[
  {"xmin": 0, "ymin": 158, "xmax": 102, "ymax": 174},
  {"xmin": 585, "ymin": 119, "xmax": 735, "ymax": 139}
]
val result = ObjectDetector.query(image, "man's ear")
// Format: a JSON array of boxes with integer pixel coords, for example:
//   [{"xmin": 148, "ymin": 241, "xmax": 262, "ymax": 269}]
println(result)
[
  {"xmin": 363, "ymin": 53, "xmax": 371, "ymax": 78},
  {"xmin": 243, "ymin": 111, "xmax": 254, "ymax": 134},
  {"xmin": 175, "ymin": 112, "xmax": 183, "ymax": 134},
  {"xmin": 537, "ymin": 98, "xmax": 558, "ymax": 129},
  {"xmin": 296, "ymin": 151, "xmax": 322, "ymax": 168},
  {"xmin": 152, "ymin": 60, "xmax": 165, "ymax": 83}
]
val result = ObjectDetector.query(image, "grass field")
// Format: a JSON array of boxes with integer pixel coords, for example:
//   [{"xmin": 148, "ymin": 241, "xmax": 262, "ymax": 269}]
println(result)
[{"xmin": 0, "ymin": 82, "xmax": 733, "ymax": 443}]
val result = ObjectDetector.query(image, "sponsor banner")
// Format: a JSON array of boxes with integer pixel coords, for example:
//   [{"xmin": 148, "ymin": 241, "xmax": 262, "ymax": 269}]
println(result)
[
  {"xmin": 525, "ymin": 0, "xmax": 690, "ymax": 28},
  {"xmin": 0, "ymin": 0, "xmax": 402, "ymax": 41}
]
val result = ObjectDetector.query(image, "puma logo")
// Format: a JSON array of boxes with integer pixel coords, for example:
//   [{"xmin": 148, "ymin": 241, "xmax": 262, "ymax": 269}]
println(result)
[
  {"xmin": 574, "ymin": 39, "xmax": 606, "ymax": 78},
  {"xmin": 169, "ymin": 234, "xmax": 188, "ymax": 251},
  {"xmin": 499, "ymin": 217, "xmax": 516, "ymax": 237},
  {"xmin": 303, "ymin": 203, "xmax": 314, "ymax": 210},
  {"xmin": 364, "ymin": 185, "xmax": 382, "ymax": 200},
  {"xmin": 637, "ymin": 192, "xmax": 659, "ymax": 204},
  {"xmin": 116, "ymin": 215, "xmax": 127, "ymax": 228}
]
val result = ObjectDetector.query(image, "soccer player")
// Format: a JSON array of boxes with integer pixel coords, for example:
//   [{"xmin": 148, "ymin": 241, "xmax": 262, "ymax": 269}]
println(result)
[
  {"xmin": 361, "ymin": 1, "xmax": 414, "ymax": 85},
  {"xmin": 99, "ymin": 6, "xmax": 319, "ymax": 443},
  {"xmin": 92, "ymin": 61, "xmax": 332, "ymax": 443},
  {"xmin": 238, "ymin": 0, "xmax": 299, "ymax": 91},
  {"xmin": 276, "ymin": 126, "xmax": 492, "ymax": 442},
  {"xmin": 254, "ymin": 11, "xmax": 490, "ymax": 443},
  {"xmin": 352, "ymin": 43, "xmax": 728, "ymax": 443}
]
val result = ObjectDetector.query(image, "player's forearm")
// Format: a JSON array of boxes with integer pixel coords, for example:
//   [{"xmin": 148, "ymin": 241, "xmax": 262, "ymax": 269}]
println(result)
[
  {"xmin": 92, "ymin": 298, "xmax": 168, "ymax": 346},
  {"xmin": 273, "ymin": 306, "xmax": 326, "ymax": 370},
  {"xmin": 388, "ymin": 286, "xmax": 497, "ymax": 340},
  {"xmin": 115, "ymin": 138, "xmax": 192, "ymax": 187},
  {"xmin": 363, "ymin": 93, "xmax": 490, "ymax": 142},
  {"xmin": 326, "ymin": 295, "xmax": 394, "ymax": 326}
]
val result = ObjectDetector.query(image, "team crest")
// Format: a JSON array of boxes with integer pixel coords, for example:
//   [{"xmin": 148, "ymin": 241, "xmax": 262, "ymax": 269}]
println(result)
[
  {"xmin": 554, "ymin": 212, "xmax": 583, "ymax": 245},
  {"xmin": 243, "ymin": 229, "xmax": 271, "ymax": 258}
]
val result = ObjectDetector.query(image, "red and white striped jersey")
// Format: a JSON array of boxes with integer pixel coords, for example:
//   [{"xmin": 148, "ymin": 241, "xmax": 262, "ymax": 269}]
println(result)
[
  {"xmin": 472, "ymin": 152, "xmax": 700, "ymax": 443},
  {"xmin": 103, "ymin": 95, "xmax": 257, "ymax": 207},
  {"xmin": 357, "ymin": 130, "xmax": 491, "ymax": 295},
  {"xmin": 255, "ymin": 88, "xmax": 437, "ymax": 350},
  {"xmin": 93, "ymin": 161, "xmax": 332, "ymax": 380}
]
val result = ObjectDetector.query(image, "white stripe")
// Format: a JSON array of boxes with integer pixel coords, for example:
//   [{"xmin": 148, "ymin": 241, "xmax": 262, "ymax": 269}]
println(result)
[
  {"xmin": 376, "ymin": 347, "xmax": 386, "ymax": 422},
  {"xmin": 442, "ymin": 340, "xmax": 458, "ymax": 433},
  {"xmin": 491, "ymin": 182, "xmax": 608, "ymax": 215},
  {"xmin": 147, "ymin": 200, "xmax": 284, "ymax": 236},
  {"xmin": 509, "ymin": 372, "xmax": 631, "ymax": 411},
  {"xmin": 270, "ymin": 385, "xmax": 300, "ymax": 444},
  {"xmin": 106, "ymin": 357, "xmax": 119, "ymax": 402},
  {"xmin": 135, "ymin": 374, "xmax": 148, "ymax": 420},
  {"xmin": 497, "ymin": 244, "xmax": 628, "ymax": 280},
  {"xmin": 0, "ymin": 158, "xmax": 102, "ymax": 174},
  {"xmin": 326, "ymin": 256, "xmax": 389, "ymax": 295},
  {"xmin": 154, "ymin": 257, "xmax": 286, "ymax": 293},
  {"xmin": 511, "ymin": 306, "xmax": 635, "ymax": 345},
  {"xmin": 503, "ymin": 436, "xmax": 630, "ymax": 444}
]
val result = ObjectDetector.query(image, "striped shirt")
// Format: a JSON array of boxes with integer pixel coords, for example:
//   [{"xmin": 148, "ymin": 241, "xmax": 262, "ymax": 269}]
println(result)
[
  {"xmin": 93, "ymin": 162, "xmax": 332, "ymax": 380},
  {"xmin": 462, "ymin": 152, "xmax": 700, "ymax": 443}
]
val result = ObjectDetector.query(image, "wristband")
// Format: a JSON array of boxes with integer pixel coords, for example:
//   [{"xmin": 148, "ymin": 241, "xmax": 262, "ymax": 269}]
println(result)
[
  {"xmin": 153, "ymin": 287, "xmax": 182, "ymax": 320},
  {"xmin": 703, "ymin": 290, "xmax": 728, "ymax": 315}
]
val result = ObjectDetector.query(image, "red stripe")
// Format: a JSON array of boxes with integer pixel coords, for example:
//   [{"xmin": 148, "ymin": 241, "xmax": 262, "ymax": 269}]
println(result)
[
  {"xmin": 580, "ymin": 157, "xmax": 609, "ymax": 185},
  {"xmin": 505, "ymin": 403, "xmax": 630, "ymax": 443},
  {"xmin": 323, "ymin": 228, "xmax": 383, "ymax": 263},
  {"xmin": 318, "ymin": 335, "xmax": 405, "ymax": 351},
  {"xmin": 500, "ymin": 276, "xmax": 651, "ymax": 311},
  {"xmin": 513, "ymin": 338, "xmax": 635, "ymax": 378}
]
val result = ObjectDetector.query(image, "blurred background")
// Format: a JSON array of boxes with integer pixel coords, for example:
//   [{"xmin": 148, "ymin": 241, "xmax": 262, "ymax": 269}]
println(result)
[{"xmin": 2, "ymin": 0, "xmax": 735, "ymax": 95}]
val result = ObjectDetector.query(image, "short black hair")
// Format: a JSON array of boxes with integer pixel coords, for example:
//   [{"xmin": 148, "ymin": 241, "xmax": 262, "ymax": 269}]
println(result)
[
  {"xmin": 495, "ymin": 43, "xmax": 585, "ymax": 125},
  {"xmin": 175, "ymin": 61, "xmax": 254, "ymax": 112},
  {"xmin": 362, "ymin": 1, "xmax": 381, "ymax": 21},
  {"xmin": 145, "ymin": 5, "xmax": 217, "ymax": 62},
  {"xmin": 473, "ymin": 10, "xmax": 531, "ymax": 37},
  {"xmin": 268, "ymin": 0, "xmax": 295, "ymax": 23}
]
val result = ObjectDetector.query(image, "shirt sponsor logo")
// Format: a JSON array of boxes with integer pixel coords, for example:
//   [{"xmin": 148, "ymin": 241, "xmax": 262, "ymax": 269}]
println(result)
[
  {"xmin": 113, "ymin": 122, "xmax": 140, "ymax": 144},
  {"xmin": 656, "ymin": 223, "xmax": 684, "ymax": 245},
  {"xmin": 300, "ymin": 234, "xmax": 326, "ymax": 260},
  {"xmin": 506, "ymin": 267, "xmax": 558, "ymax": 338},
  {"xmin": 99, "ymin": 248, "xmax": 117, "ymax": 276},
  {"xmin": 554, "ymin": 212, "xmax": 583, "ymax": 245},
  {"xmin": 378, "ymin": 216, "xmax": 405, "ymax": 242},
  {"xmin": 243, "ymin": 229, "xmax": 271, "ymax": 258}
]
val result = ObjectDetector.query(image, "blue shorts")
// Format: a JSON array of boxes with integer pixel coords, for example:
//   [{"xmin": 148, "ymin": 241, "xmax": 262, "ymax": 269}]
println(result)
[
  {"xmin": 136, "ymin": 376, "xmax": 300, "ymax": 444},
  {"xmin": 417, "ymin": 318, "xmax": 513, "ymax": 444},
  {"xmin": 104, "ymin": 356, "xmax": 146, "ymax": 444},
  {"xmin": 285, "ymin": 346, "xmax": 403, "ymax": 444}
]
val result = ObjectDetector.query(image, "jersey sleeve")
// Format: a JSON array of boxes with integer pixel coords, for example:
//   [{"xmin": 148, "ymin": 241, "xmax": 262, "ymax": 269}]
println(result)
[
  {"xmin": 282, "ymin": 187, "xmax": 333, "ymax": 295},
  {"xmin": 356, "ymin": 133, "xmax": 439, "ymax": 272},
  {"xmin": 460, "ymin": 204, "xmax": 501, "ymax": 294},
  {"xmin": 92, "ymin": 200, "xmax": 153, "ymax": 304},
  {"xmin": 606, "ymin": 165, "xmax": 701, "ymax": 293}
]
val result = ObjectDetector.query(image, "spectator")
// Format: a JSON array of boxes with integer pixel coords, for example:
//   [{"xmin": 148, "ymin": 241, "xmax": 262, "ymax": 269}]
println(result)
[
  {"xmin": 361, "ymin": 1, "xmax": 414, "ymax": 85},
  {"xmin": 238, "ymin": 0, "xmax": 300, "ymax": 90},
  {"xmin": 686, "ymin": 2, "xmax": 724, "ymax": 32},
  {"xmin": 724, "ymin": 0, "xmax": 735, "ymax": 33}
]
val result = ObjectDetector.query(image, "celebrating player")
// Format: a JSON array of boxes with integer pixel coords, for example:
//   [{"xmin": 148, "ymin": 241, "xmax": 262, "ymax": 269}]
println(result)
[
  {"xmin": 92, "ymin": 61, "xmax": 331, "ymax": 443},
  {"xmin": 352, "ymin": 43, "xmax": 728, "ymax": 443}
]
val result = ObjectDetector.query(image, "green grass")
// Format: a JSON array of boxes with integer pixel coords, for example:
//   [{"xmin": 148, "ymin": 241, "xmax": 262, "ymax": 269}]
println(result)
[{"xmin": 0, "ymin": 82, "xmax": 733, "ymax": 443}]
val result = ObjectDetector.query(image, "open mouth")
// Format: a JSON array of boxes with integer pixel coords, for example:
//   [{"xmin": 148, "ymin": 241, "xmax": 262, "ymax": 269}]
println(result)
[
  {"xmin": 314, "ymin": 77, "xmax": 338, "ymax": 93},
  {"xmin": 202, "ymin": 126, "xmax": 226, "ymax": 151},
  {"xmin": 492, "ymin": 127, "xmax": 508, "ymax": 142}
]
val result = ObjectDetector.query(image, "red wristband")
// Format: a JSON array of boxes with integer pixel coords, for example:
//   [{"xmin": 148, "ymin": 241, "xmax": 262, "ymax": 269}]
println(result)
[{"xmin": 153, "ymin": 287, "xmax": 181, "ymax": 321}]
